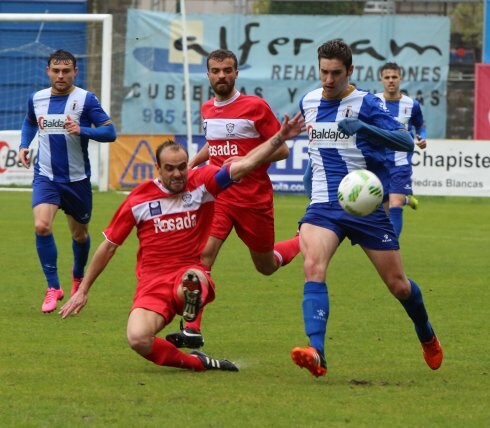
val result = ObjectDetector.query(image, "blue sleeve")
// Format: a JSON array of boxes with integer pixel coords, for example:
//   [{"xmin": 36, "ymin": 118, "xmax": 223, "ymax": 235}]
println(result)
[
  {"xmin": 338, "ymin": 118, "xmax": 414, "ymax": 152},
  {"xmin": 411, "ymin": 101, "xmax": 427, "ymax": 139},
  {"xmin": 360, "ymin": 122, "xmax": 414, "ymax": 152},
  {"xmin": 79, "ymin": 92, "xmax": 116, "ymax": 142},
  {"xmin": 20, "ymin": 117, "xmax": 38, "ymax": 149},
  {"xmin": 79, "ymin": 123, "xmax": 117, "ymax": 142},
  {"xmin": 416, "ymin": 126, "xmax": 427, "ymax": 140}
]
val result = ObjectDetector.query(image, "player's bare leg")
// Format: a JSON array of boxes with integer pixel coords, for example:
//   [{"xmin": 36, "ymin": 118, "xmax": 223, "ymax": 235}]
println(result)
[{"xmin": 250, "ymin": 235, "xmax": 300, "ymax": 276}]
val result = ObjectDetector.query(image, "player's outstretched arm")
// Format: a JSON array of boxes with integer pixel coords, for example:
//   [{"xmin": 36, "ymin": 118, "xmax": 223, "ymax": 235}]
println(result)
[
  {"xmin": 230, "ymin": 112, "xmax": 305, "ymax": 181},
  {"xmin": 262, "ymin": 138, "xmax": 290, "ymax": 164},
  {"xmin": 65, "ymin": 114, "xmax": 117, "ymax": 142},
  {"xmin": 338, "ymin": 117, "xmax": 414, "ymax": 152},
  {"xmin": 59, "ymin": 239, "xmax": 118, "ymax": 319}
]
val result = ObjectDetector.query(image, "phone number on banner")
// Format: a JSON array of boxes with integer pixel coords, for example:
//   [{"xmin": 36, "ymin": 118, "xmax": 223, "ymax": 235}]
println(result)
[{"xmin": 142, "ymin": 109, "xmax": 201, "ymax": 126}]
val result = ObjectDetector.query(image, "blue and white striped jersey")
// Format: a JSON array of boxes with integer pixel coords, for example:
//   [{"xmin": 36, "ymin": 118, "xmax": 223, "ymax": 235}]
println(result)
[
  {"xmin": 26, "ymin": 86, "xmax": 112, "ymax": 183},
  {"xmin": 300, "ymin": 86, "xmax": 403, "ymax": 204},
  {"xmin": 375, "ymin": 93, "xmax": 425, "ymax": 168}
]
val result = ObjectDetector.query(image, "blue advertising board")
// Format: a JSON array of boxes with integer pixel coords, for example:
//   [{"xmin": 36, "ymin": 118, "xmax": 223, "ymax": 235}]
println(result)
[{"xmin": 123, "ymin": 11, "xmax": 450, "ymax": 194}]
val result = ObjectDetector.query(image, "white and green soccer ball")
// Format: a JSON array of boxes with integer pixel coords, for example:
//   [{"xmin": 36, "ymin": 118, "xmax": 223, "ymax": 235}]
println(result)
[{"xmin": 337, "ymin": 169, "xmax": 384, "ymax": 216}]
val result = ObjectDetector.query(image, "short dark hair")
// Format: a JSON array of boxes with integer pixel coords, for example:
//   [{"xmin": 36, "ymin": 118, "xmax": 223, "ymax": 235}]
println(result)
[
  {"xmin": 155, "ymin": 140, "xmax": 188, "ymax": 167},
  {"xmin": 207, "ymin": 49, "xmax": 238, "ymax": 70},
  {"xmin": 317, "ymin": 39, "xmax": 352, "ymax": 69},
  {"xmin": 48, "ymin": 49, "xmax": 77, "ymax": 68},
  {"xmin": 380, "ymin": 62, "xmax": 401, "ymax": 74}
]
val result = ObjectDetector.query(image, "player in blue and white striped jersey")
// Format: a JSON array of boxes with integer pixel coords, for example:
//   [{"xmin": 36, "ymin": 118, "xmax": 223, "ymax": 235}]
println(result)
[
  {"xmin": 291, "ymin": 40, "xmax": 442, "ymax": 378},
  {"xmin": 376, "ymin": 62, "xmax": 427, "ymax": 237},
  {"xmin": 18, "ymin": 50, "xmax": 117, "ymax": 313}
]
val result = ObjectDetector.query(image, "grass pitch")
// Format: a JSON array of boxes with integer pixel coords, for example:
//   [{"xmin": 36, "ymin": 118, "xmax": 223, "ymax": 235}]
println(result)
[{"xmin": 0, "ymin": 191, "xmax": 489, "ymax": 427}]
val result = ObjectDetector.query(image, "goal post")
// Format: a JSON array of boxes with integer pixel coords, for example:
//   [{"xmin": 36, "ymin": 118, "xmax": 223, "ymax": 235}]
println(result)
[{"xmin": 0, "ymin": 13, "xmax": 113, "ymax": 191}]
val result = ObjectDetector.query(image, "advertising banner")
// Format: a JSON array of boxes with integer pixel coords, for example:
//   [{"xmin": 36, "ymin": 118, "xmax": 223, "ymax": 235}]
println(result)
[
  {"xmin": 3, "ymin": 131, "xmax": 490, "ymax": 197},
  {"xmin": 108, "ymin": 134, "xmax": 307, "ymax": 192},
  {"xmin": 412, "ymin": 139, "xmax": 490, "ymax": 197},
  {"xmin": 0, "ymin": 131, "xmax": 100, "ymax": 187},
  {"xmin": 0, "ymin": 131, "xmax": 33, "ymax": 185},
  {"xmin": 106, "ymin": 135, "xmax": 490, "ymax": 197},
  {"xmin": 122, "ymin": 11, "xmax": 450, "ymax": 142},
  {"xmin": 108, "ymin": 134, "xmax": 183, "ymax": 189},
  {"xmin": 474, "ymin": 64, "xmax": 490, "ymax": 139}
]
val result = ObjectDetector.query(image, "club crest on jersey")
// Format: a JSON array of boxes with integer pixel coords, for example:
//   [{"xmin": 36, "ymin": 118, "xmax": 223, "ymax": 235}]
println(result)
[
  {"xmin": 71, "ymin": 101, "xmax": 78, "ymax": 111},
  {"xmin": 342, "ymin": 106, "xmax": 353, "ymax": 118},
  {"xmin": 149, "ymin": 200, "xmax": 162, "ymax": 216},
  {"xmin": 226, "ymin": 123, "xmax": 235, "ymax": 136},
  {"xmin": 304, "ymin": 108, "xmax": 317, "ymax": 122},
  {"xmin": 203, "ymin": 121, "xmax": 207, "ymax": 137}
]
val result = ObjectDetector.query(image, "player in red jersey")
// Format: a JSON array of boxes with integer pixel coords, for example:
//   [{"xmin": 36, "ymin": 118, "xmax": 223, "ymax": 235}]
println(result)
[
  {"xmin": 58, "ymin": 113, "xmax": 305, "ymax": 373},
  {"xmin": 166, "ymin": 49, "xmax": 301, "ymax": 349}
]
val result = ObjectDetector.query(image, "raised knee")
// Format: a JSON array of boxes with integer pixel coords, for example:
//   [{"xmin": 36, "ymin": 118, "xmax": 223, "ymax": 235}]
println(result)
[{"xmin": 127, "ymin": 332, "xmax": 153, "ymax": 356}]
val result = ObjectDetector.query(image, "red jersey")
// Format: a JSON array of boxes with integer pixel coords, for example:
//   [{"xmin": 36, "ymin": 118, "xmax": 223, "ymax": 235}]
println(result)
[
  {"xmin": 202, "ymin": 91, "xmax": 280, "ymax": 209},
  {"xmin": 103, "ymin": 165, "xmax": 225, "ymax": 280}
]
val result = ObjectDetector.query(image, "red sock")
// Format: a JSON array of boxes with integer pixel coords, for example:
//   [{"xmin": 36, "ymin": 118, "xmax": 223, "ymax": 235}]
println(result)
[
  {"xmin": 273, "ymin": 235, "xmax": 300, "ymax": 266},
  {"xmin": 144, "ymin": 337, "xmax": 204, "ymax": 371},
  {"xmin": 185, "ymin": 309, "xmax": 203, "ymax": 331}
]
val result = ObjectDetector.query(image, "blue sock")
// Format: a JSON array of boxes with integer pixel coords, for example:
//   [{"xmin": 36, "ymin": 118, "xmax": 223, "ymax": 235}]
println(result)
[
  {"xmin": 399, "ymin": 279, "xmax": 434, "ymax": 342},
  {"xmin": 72, "ymin": 235, "xmax": 90, "ymax": 279},
  {"xmin": 389, "ymin": 207, "xmax": 403, "ymax": 238},
  {"xmin": 35, "ymin": 234, "xmax": 59, "ymax": 289},
  {"xmin": 302, "ymin": 281, "xmax": 329, "ymax": 356}
]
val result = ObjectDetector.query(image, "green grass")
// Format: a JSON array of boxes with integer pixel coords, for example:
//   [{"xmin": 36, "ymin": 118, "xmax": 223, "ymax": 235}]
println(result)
[{"xmin": 0, "ymin": 191, "xmax": 489, "ymax": 427}]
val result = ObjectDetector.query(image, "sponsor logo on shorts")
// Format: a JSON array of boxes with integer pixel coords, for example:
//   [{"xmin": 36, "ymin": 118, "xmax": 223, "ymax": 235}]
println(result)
[{"xmin": 381, "ymin": 233, "xmax": 392, "ymax": 243}]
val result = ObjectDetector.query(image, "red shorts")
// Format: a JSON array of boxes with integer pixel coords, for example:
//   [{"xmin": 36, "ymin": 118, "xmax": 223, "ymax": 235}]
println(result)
[
  {"xmin": 131, "ymin": 265, "xmax": 215, "ymax": 323},
  {"xmin": 210, "ymin": 200, "xmax": 275, "ymax": 252}
]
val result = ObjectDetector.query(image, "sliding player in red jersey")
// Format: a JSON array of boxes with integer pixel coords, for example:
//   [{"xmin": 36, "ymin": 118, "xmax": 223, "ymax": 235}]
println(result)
[{"xmin": 59, "ymin": 113, "xmax": 305, "ymax": 373}]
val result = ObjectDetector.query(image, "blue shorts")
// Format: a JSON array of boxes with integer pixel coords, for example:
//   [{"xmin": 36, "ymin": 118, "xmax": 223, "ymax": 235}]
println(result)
[
  {"xmin": 32, "ymin": 175, "xmax": 92, "ymax": 224},
  {"xmin": 300, "ymin": 202, "xmax": 399, "ymax": 250},
  {"xmin": 388, "ymin": 164, "xmax": 413, "ymax": 195}
]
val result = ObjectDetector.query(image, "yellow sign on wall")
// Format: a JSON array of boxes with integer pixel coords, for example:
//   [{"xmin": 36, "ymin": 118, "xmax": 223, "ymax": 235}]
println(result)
[{"xmin": 109, "ymin": 134, "xmax": 175, "ymax": 190}]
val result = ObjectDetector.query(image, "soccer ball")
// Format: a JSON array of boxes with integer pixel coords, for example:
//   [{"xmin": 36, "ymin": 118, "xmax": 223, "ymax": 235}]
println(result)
[{"xmin": 337, "ymin": 169, "xmax": 384, "ymax": 216}]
